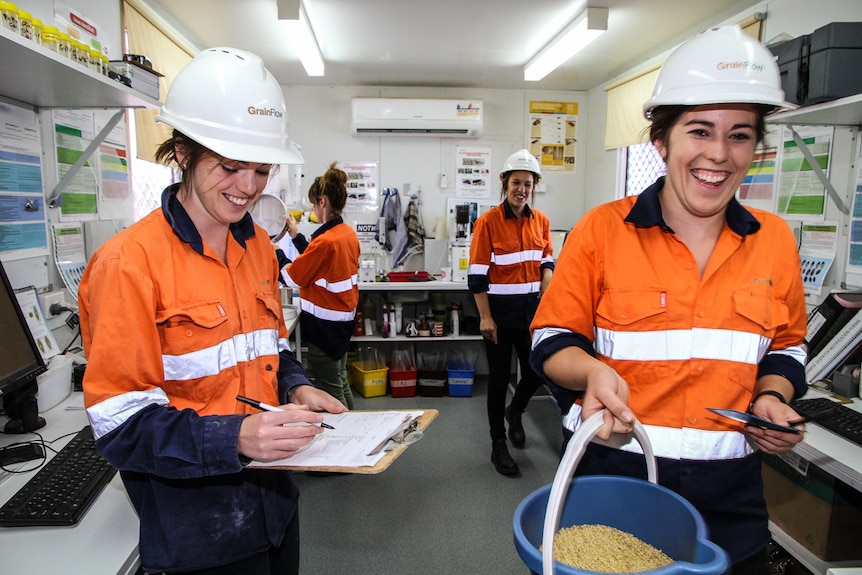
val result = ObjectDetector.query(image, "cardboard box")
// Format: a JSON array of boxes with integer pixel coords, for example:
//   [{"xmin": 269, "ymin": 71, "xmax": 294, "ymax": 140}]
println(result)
[{"xmin": 762, "ymin": 452, "xmax": 862, "ymax": 561}]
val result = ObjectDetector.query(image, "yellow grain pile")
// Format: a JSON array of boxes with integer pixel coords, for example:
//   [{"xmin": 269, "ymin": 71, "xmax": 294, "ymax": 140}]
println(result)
[{"xmin": 546, "ymin": 524, "xmax": 673, "ymax": 573}]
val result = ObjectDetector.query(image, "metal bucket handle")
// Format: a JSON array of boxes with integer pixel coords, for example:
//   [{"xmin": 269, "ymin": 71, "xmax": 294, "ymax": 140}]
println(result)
[{"xmin": 542, "ymin": 410, "xmax": 657, "ymax": 575}]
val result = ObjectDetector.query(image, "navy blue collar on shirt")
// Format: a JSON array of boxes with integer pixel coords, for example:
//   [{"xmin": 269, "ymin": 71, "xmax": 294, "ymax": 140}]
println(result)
[
  {"xmin": 310, "ymin": 215, "xmax": 344, "ymax": 239},
  {"xmin": 624, "ymin": 176, "xmax": 761, "ymax": 237},
  {"xmin": 503, "ymin": 199, "xmax": 533, "ymax": 220},
  {"xmin": 161, "ymin": 183, "xmax": 258, "ymax": 254}
]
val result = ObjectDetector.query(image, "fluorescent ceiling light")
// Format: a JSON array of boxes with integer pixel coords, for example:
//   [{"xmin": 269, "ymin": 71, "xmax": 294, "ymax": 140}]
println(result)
[
  {"xmin": 278, "ymin": 1, "xmax": 325, "ymax": 77},
  {"xmin": 524, "ymin": 7, "xmax": 608, "ymax": 82}
]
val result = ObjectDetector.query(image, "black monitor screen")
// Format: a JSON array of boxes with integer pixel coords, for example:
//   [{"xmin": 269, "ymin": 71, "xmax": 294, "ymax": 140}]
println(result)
[{"xmin": 0, "ymin": 259, "xmax": 46, "ymax": 400}]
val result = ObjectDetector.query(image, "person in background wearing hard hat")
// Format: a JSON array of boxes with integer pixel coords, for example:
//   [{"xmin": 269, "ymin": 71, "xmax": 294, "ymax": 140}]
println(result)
[
  {"xmin": 277, "ymin": 162, "xmax": 361, "ymax": 409},
  {"xmin": 469, "ymin": 149, "xmax": 554, "ymax": 476},
  {"xmin": 79, "ymin": 48, "xmax": 345, "ymax": 575},
  {"xmin": 530, "ymin": 26, "xmax": 807, "ymax": 573}
]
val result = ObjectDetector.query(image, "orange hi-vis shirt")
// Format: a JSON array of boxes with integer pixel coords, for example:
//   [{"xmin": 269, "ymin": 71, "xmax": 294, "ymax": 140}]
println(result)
[
  {"xmin": 531, "ymin": 183, "xmax": 807, "ymax": 461},
  {"xmin": 468, "ymin": 201, "xmax": 554, "ymax": 329}
]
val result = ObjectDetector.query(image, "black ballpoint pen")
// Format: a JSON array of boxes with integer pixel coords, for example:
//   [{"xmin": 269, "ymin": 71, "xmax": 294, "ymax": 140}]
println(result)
[{"xmin": 236, "ymin": 395, "xmax": 335, "ymax": 429}]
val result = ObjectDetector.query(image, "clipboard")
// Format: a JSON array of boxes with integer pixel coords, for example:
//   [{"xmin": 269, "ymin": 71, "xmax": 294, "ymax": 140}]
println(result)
[{"xmin": 250, "ymin": 409, "xmax": 438, "ymax": 475}]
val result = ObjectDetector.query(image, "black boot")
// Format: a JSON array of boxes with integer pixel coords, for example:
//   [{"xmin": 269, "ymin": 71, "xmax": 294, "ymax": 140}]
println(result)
[
  {"xmin": 491, "ymin": 438, "xmax": 519, "ymax": 475},
  {"xmin": 506, "ymin": 405, "xmax": 526, "ymax": 448}
]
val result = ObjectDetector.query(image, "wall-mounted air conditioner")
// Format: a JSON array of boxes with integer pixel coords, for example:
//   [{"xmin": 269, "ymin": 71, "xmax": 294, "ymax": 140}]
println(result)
[{"xmin": 351, "ymin": 98, "xmax": 483, "ymax": 137}]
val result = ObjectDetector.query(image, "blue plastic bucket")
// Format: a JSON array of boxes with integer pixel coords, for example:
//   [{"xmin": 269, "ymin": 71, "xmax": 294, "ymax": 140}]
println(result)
[
  {"xmin": 513, "ymin": 411, "xmax": 729, "ymax": 575},
  {"xmin": 513, "ymin": 476, "xmax": 729, "ymax": 575}
]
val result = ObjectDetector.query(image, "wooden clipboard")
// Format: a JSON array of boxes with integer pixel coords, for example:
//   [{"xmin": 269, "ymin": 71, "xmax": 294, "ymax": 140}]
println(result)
[{"xmin": 261, "ymin": 408, "xmax": 438, "ymax": 475}]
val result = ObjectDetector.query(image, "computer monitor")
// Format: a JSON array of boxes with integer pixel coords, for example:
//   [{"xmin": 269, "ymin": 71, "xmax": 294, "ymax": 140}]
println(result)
[{"xmin": 0, "ymin": 258, "xmax": 47, "ymax": 433}]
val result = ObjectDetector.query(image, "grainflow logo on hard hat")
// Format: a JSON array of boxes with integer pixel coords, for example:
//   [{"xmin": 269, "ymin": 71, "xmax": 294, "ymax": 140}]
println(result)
[
  {"xmin": 247, "ymin": 106, "xmax": 284, "ymax": 118},
  {"xmin": 716, "ymin": 60, "xmax": 765, "ymax": 73}
]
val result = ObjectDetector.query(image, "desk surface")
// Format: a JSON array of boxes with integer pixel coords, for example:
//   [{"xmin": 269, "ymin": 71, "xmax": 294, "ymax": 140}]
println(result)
[{"xmin": 0, "ymin": 394, "xmax": 140, "ymax": 575}]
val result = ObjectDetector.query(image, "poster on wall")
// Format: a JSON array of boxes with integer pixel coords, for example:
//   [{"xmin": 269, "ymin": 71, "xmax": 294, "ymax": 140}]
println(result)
[
  {"xmin": 52, "ymin": 223, "xmax": 87, "ymax": 299},
  {"xmin": 342, "ymin": 161, "xmax": 378, "ymax": 213},
  {"xmin": 53, "ymin": 110, "xmax": 99, "ymax": 220},
  {"xmin": 455, "ymin": 147, "xmax": 492, "ymax": 199},
  {"xmin": 843, "ymin": 143, "xmax": 862, "ymax": 289},
  {"xmin": 798, "ymin": 222, "xmax": 838, "ymax": 297},
  {"xmin": 0, "ymin": 102, "xmax": 48, "ymax": 259},
  {"xmin": 528, "ymin": 101, "xmax": 578, "ymax": 173},
  {"xmin": 776, "ymin": 125, "xmax": 833, "ymax": 221},
  {"xmin": 738, "ymin": 125, "xmax": 781, "ymax": 213}
]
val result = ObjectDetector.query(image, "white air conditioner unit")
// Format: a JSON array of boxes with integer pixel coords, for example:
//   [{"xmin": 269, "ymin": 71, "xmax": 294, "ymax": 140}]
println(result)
[{"xmin": 351, "ymin": 98, "xmax": 483, "ymax": 137}]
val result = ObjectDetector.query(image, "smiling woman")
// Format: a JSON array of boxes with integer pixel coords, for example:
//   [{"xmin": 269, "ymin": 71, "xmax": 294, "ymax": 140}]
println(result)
[{"xmin": 78, "ymin": 47, "xmax": 347, "ymax": 575}]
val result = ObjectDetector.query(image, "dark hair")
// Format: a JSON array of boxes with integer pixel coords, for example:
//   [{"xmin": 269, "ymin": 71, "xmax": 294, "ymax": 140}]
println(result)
[
  {"xmin": 647, "ymin": 104, "xmax": 770, "ymax": 150},
  {"xmin": 153, "ymin": 130, "xmax": 214, "ymax": 193},
  {"xmin": 499, "ymin": 170, "xmax": 539, "ymax": 201},
  {"xmin": 308, "ymin": 162, "xmax": 348, "ymax": 215}
]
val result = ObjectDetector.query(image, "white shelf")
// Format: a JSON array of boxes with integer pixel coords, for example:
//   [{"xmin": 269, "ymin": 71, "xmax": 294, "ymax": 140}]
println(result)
[
  {"xmin": 769, "ymin": 521, "xmax": 862, "ymax": 575},
  {"xmin": 770, "ymin": 94, "xmax": 862, "ymax": 127},
  {"xmin": 352, "ymin": 334, "xmax": 482, "ymax": 343},
  {"xmin": 359, "ymin": 280, "xmax": 468, "ymax": 292},
  {"xmin": 0, "ymin": 27, "xmax": 160, "ymax": 109}
]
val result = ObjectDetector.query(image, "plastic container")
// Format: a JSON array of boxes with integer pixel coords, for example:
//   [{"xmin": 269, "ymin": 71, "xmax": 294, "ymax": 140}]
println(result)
[
  {"xmin": 17, "ymin": 8, "xmax": 31, "ymax": 40},
  {"xmin": 513, "ymin": 412, "xmax": 729, "ymax": 575},
  {"xmin": 57, "ymin": 32, "xmax": 72, "ymax": 60},
  {"xmin": 41, "ymin": 25, "xmax": 59, "ymax": 52},
  {"xmin": 349, "ymin": 361, "xmax": 388, "ymax": 398},
  {"xmin": 447, "ymin": 367, "xmax": 475, "ymax": 397},
  {"xmin": 0, "ymin": 1, "xmax": 19, "ymax": 34},
  {"xmin": 389, "ymin": 367, "xmax": 417, "ymax": 398},
  {"xmin": 387, "ymin": 271, "xmax": 429, "ymax": 282},
  {"xmin": 30, "ymin": 16, "xmax": 42, "ymax": 45},
  {"xmin": 417, "ymin": 369, "xmax": 446, "ymax": 397},
  {"xmin": 75, "ymin": 40, "xmax": 90, "ymax": 67}
]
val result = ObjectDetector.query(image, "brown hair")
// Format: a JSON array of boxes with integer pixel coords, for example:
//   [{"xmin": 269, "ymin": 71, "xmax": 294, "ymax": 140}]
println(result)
[
  {"xmin": 647, "ymin": 105, "xmax": 769, "ymax": 151},
  {"xmin": 308, "ymin": 162, "xmax": 348, "ymax": 216}
]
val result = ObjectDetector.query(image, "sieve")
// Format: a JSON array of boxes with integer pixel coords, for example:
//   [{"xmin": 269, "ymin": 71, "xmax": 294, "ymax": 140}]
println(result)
[{"xmin": 250, "ymin": 193, "xmax": 290, "ymax": 242}]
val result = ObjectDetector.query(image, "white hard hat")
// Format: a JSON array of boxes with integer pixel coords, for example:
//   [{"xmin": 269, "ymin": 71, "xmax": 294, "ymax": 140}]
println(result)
[
  {"xmin": 499, "ymin": 149, "xmax": 542, "ymax": 181},
  {"xmin": 157, "ymin": 47, "xmax": 303, "ymax": 165},
  {"xmin": 643, "ymin": 26, "xmax": 796, "ymax": 120}
]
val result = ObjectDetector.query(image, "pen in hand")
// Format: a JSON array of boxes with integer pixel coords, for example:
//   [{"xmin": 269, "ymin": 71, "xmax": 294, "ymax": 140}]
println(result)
[{"xmin": 236, "ymin": 395, "xmax": 335, "ymax": 430}]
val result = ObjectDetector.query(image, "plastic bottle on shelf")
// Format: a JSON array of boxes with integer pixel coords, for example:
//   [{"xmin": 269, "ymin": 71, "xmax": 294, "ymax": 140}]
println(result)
[
  {"xmin": 381, "ymin": 304, "xmax": 390, "ymax": 338},
  {"xmin": 0, "ymin": 1, "xmax": 19, "ymax": 34},
  {"xmin": 354, "ymin": 309, "xmax": 364, "ymax": 336},
  {"xmin": 31, "ymin": 16, "xmax": 41, "ymax": 45},
  {"xmin": 449, "ymin": 303, "xmax": 460, "ymax": 337},
  {"xmin": 393, "ymin": 303, "xmax": 403, "ymax": 334},
  {"xmin": 41, "ymin": 25, "xmax": 59, "ymax": 52},
  {"xmin": 17, "ymin": 8, "xmax": 31, "ymax": 40}
]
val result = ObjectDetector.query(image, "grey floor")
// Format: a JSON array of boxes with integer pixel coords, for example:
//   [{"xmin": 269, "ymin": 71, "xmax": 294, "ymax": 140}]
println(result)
[{"xmin": 295, "ymin": 377, "xmax": 564, "ymax": 575}]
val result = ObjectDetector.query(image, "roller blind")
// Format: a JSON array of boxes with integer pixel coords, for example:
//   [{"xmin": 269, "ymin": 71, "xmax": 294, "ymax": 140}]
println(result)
[
  {"xmin": 122, "ymin": 1, "xmax": 194, "ymax": 162},
  {"xmin": 603, "ymin": 68, "xmax": 659, "ymax": 150}
]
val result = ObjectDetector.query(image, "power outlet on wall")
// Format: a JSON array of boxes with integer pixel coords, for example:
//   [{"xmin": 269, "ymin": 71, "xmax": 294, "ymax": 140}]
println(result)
[{"xmin": 40, "ymin": 291, "xmax": 66, "ymax": 315}]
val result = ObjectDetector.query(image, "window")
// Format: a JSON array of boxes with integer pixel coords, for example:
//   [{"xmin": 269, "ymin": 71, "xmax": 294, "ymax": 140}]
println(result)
[{"xmin": 624, "ymin": 142, "xmax": 665, "ymax": 197}]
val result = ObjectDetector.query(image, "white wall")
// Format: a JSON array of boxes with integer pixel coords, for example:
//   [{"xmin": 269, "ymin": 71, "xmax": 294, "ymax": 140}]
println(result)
[{"xmin": 281, "ymin": 86, "xmax": 588, "ymax": 235}]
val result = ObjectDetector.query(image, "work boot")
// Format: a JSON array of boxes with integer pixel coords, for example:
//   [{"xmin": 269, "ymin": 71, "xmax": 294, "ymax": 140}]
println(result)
[
  {"xmin": 506, "ymin": 405, "xmax": 526, "ymax": 448},
  {"xmin": 491, "ymin": 438, "xmax": 519, "ymax": 476}
]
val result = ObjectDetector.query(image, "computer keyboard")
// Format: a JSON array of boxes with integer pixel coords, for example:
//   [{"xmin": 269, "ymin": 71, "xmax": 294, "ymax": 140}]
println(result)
[
  {"xmin": 0, "ymin": 426, "xmax": 117, "ymax": 527},
  {"xmin": 790, "ymin": 397, "xmax": 862, "ymax": 447}
]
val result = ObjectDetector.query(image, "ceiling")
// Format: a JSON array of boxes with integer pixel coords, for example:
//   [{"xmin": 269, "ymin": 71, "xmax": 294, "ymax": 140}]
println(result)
[{"xmin": 140, "ymin": 0, "xmax": 763, "ymax": 92}]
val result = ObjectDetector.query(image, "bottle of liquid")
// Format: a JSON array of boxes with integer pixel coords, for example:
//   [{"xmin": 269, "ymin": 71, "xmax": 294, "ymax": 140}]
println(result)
[
  {"xmin": 449, "ymin": 303, "xmax": 460, "ymax": 337},
  {"xmin": 389, "ymin": 306, "xmax": 397, "ymax": 336},
  {"xmin": 354, "ymin": 309, "xmax": 364, "ymax": 336},
  {"xmin": 382, "ymin": 304, "xmax": 390, "ymax": 338},
  {"xmin": 394, "ymin": 303, "xmax": 403, "ymax": 334}
]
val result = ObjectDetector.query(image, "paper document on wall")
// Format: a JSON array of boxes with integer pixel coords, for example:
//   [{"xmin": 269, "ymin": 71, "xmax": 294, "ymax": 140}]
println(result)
[{"xmin": 248, "ymin": 410, "xmax": 424, "ymax": 470}]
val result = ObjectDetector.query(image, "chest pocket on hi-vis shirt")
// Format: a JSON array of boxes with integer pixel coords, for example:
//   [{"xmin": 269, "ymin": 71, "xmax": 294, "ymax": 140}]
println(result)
[
  {"xmin": 256, "ymin": 293, "xmax": 282, "ymax": 330},
  {"xmin": 732, "ymin": 290, "xmax": 787, "ymax": 338},
  {"xmin": 596, "ymin": 288, "xmax": 667, "ymax": 330},
  {"xmin": 157, "ymin": 301, "xmax": 230, "ymax": 346}
]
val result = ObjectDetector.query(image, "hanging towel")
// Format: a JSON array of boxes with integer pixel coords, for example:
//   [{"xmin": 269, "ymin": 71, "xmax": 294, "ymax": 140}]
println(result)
[{"xmin": 404, "ymin": 197, "xmax": 425, "ymax": 250}]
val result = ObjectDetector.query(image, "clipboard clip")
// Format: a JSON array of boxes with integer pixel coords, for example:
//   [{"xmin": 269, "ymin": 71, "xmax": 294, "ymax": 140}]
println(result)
[{"xmin": 367, "ymin": 418, "xmax": 422, "ymax": 456}]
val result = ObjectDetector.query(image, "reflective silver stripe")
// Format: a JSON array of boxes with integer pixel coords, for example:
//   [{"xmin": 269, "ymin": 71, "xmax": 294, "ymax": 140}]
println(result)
[
  {"xmin": 597, "ymin": 423, "xmax": 755, "ymax": 460},
  {"xmin": 492, "ymin": 249, "xmax": 543, "ymax": 266},
  {"xmin": 313, "ymin": 275, "xmax": 357, "ymax": 294},
  {"xmin": 768, "ymin": 344, "xmax": 807, "ymax": 366},
  {"xmin": 279, "ymin": 336, "xmax": 293, "ymax": 354},
  {"xmin": 300, "ymin": 298, "xmax": 356, "ymax": 322},
  {"xmin": 162, "ymin": 328, "xmax": 280, "ymax": 382},
  {"xmin": 488, "ymin": 281, "xmax": 540, "ymax": 295},
  {"xmin": 469, "ymin": 263, "xmax": 489, "ymax": 275},
  {"xmin": 532, "ymin": 326, "xmax": 575, "ymax": 348},
  {"xmin": 541, "ymin": 254, "xmax": 554, "ymax": 265},
  {"xmin": 282, "ymin": 271, "xmax": 301, "ymax": 289},
  {"xmin": 594, "ymin": 327, "xmax": 771, "ymax": 365},
  {"xmin": 87, "ymin": 389, "xmax": 169, "ymax": 439}
]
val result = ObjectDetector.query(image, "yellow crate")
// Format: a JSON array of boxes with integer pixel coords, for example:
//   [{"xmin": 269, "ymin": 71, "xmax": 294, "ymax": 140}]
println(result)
[{"xmin": 349, "ymin": 361, "xmax": 388, "ymax": 398}]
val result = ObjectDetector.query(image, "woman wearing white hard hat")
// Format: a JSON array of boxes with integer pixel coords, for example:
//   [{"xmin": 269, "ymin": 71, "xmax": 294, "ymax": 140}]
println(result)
[
  {"xmin": 79, "ymin": 47, "xmax": 345, "ymax": 575},
  {"xmin": 531, "ymin": 26, "xmax": 806, "ymax": 573},
  {"xmin": 469, "ymin": 149, "xmax": 554, "ymax": 475}
]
